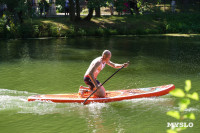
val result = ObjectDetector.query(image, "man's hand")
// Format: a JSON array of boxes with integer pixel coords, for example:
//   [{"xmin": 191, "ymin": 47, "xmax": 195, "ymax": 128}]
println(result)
[{"xmin": 123, "ymin": 61, "xmax": 129, "ymax": 68}]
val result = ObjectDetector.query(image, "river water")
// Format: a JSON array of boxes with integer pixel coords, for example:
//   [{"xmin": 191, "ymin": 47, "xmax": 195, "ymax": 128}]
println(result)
[{"xmin": 0, "ymin": 36, "xmax": 199, "ymax": 133}]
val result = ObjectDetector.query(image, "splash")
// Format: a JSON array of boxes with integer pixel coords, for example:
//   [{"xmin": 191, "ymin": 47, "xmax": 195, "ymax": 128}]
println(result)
[
  {"xmin": 123, "ymin": 97, "xmax": 174, "ymax": 108},
  {"xmin": 0, "ymin": 88, "xmax": 31, "ymax": 96},
  {"xmin": 167, "ymin": 107, "xmax": 199, "ymax": 112},
  {"xmin": 0, "ymin": 88, "xmax": 63, "ymax": 115},
  {"xmin": 0, "ymin": 88, "xmax": 35, "ymax": 112},
  {"xmin": 0, "ymin": 88, "xmax": 110, "ymax": 115}
]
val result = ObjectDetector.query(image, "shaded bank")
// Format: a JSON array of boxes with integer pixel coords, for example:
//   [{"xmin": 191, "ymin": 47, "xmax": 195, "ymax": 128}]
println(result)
[{"xmin": 0, "ymin": 13, "xmax": 200, "ymax": 38}]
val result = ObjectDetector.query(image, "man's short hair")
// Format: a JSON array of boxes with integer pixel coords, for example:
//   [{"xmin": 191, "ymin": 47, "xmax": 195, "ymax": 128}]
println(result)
[{"xmin": 102, "ymin": 50, "xmax": 111, "ymax": 57}]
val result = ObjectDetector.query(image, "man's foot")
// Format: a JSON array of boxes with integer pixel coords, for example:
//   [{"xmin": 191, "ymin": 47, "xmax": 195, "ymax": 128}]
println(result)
[
  {"xmin": 79, "ymin": 85, "xmax": 90, "ymax": 90},
  {"xmin": 78, "ymin": 88, "xmax": 89, "ymax": 97},
  {"xmin": 79, "ymin": 85, "xmax": 85, "ymax": 89}
]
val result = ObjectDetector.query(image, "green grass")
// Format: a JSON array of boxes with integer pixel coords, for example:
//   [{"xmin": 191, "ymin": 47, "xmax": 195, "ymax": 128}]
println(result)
[{"xmin": 1, "ymin": 13, "xmax": 200, "ymax": 38}]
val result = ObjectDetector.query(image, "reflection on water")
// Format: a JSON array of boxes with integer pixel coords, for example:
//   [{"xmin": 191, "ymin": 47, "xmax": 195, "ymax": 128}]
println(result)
[{"xmin": 0, "ymin": 37, "xmax": 200, "ymax": 63}]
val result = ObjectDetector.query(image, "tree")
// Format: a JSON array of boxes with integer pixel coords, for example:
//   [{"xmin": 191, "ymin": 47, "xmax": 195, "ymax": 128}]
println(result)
[
  {"xmin": 75, "ymin": 0, "xmax": 81, "ymax": 20},
  {"xmin": 69, "ymin": 0, "xmax": 75, "ymax": 21},
  {"xmin": 84, "ymin": 0, "xmax": 109, "ymax": 21},
  {"xmin": 114, "ymin": 0, "xmax": 127, "ymax": 15},
  {"xmin": 68, "ymin": 0, "xmax": 81, "ymax": 21},
  {"xmin": 84, "ymin": 7, "xmax": 94, "ymax": 21},
  {"xmin": 0, "ymin": 0, "xmax": 33, "ymax": 23},
  {"xmin": 182, "ymin": 0, "xmax": 189, "ymax": 12},
  {"xmin": 95, "ymin": 6, "xmax": 100, "ymax": 17}
]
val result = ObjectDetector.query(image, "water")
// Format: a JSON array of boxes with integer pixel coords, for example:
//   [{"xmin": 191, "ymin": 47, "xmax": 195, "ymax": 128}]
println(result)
[{"xmin": 0, "ymin": 36, "xmax": 200, "ymax": 133}]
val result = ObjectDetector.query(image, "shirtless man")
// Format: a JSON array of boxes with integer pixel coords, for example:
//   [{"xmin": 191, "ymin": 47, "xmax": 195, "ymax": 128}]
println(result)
[{"xmin": 79, "ymin": 50, "xmax": 129, "ymax": 98}]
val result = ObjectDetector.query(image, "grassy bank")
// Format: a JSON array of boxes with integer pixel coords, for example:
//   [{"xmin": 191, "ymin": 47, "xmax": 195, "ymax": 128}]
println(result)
[{"xmin": 1, "ymin": 13, "xmax": 200, "ymax": 38}]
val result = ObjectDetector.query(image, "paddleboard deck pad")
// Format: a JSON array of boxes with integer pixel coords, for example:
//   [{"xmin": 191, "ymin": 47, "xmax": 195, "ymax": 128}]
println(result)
[{"xmin": 28, "ymin": 84, "xmax": 175, "ymax": 104}]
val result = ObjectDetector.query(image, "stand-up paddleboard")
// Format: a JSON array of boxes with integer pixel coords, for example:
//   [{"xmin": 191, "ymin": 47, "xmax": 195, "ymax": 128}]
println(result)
[{"xmin": 28, "ymin": 84, "xmax": 175, "ymax": 104}]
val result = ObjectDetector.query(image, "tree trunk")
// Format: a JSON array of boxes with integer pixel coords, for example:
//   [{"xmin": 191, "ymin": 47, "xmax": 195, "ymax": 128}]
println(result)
[
  {"xmin": 163, "ymin": 0, "xmax": 166, "ymax": 12},
  {"xmin": 134, "ymin": 0, "xmax": 139, "ymax": 14},
  {"xmin": 183, "ymin": 0, "xmax": 189, "ymax": 12},
  {"xmin": 18, "ymin": 11, "xmax": 24, "ymax": 24},
  {"xmin": 69, "ymin": 0, "xmax": 75, "ymax": 21},
  {"xmin": 84, "ymin": 8, "xmax": 94, "ymax": 21},
  {"xmin": 75, "ymin": 0, "xmax": 81, "ymax": 21},
  {"xmin": 95, "ymin": 6, "xmax": 101, "ymax": 17}
]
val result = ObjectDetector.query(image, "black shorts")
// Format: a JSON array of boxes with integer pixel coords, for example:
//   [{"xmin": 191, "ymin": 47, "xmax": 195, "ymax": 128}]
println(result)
[{"xmin": 84, "ymin": 77, "xmax": 100, "ymax": 91}]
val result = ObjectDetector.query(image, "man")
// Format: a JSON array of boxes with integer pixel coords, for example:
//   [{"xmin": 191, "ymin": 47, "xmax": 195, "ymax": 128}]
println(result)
[
  {"xmin": 109, "ymin": 2, "xmax": 114, "ymax": 15},
  {"xmin": 0, "ymin": 3, "xmax": 7, "ymax": 18},
  {"xmin": 171, "ymin": 0, "xmax": 176, "ymax": 13},
  {"xmin": 39, "ymin": 0, "xmax": 44, "ymax": 17},
  {"xmin": 64, "ymin": 0, "xmax": 69, "ymax": 16},
  {"xmin": 44, "ymin": 0, "xmax": 49, "ymax": 18},
  {"xmin": 79, "ymin": 50, "xmax": 129, "ymax": 98}
]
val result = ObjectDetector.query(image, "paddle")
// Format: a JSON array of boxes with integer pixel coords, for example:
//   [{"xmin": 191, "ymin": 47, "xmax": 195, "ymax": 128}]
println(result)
[{"xmin": 83, "ymin": 61, "xmax": 129, "ymax": 105}]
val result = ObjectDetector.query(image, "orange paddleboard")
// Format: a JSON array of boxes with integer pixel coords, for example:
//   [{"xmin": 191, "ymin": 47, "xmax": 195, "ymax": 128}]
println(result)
[{"xmin": 28, "ymin": 84, "xmax": 175, "ymax": 104}]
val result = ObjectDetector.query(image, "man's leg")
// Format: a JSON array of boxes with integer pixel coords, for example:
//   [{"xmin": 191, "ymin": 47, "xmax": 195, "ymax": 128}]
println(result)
[
  {"xmin": 94, "ymin": 86, "xmax": 105, "ymax": 98},
  {"xmin": 78, "ymin": 86, "xmax": 93, "ymax": 98},
  {"xmin": 67, "ymin": 8, "xmax": 69, "ymax": 16},
  {"xmin": 81, "ymin": 77, "xmax": 106, "ymax": 98},
  {"xmin": 93, "ymin": 80, "xmax": 106, "ymax": 98},
  {"xmin": 79, "ymin": 86, "xmax": 105, "ymax": 98},
  {"xmin": 79, "ymin": 77, "xmax": 93, "ymax": 97}
]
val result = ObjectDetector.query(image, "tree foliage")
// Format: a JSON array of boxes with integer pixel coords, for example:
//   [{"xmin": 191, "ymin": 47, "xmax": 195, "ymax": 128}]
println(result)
[
  {"xmin": 87, "ymin": 0, "xmax": 110, "ymax": 9},
  {"xmin": 0, "ymin": 0, "xmax": 33, "ymax": 23}
]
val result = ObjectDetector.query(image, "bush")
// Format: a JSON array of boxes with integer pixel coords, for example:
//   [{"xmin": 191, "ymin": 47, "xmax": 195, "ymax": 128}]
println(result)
[
  {"xmin": 33, "ymin": 25, "xmax": 39, "ymax": 37},
  {"xmin": 38, "ymin": 23, "xmax": 49, "ymax": 37},
  {"xmin": 19, "ymin": 23, "xmax": 34, "ymax": 38},
  {"xmin": 48, "ymin": 24, "xmax": 60, "ymax": 37},
  {"xmin": 0, "ymin": 18, "xmax": 6, "ymax": 38}
]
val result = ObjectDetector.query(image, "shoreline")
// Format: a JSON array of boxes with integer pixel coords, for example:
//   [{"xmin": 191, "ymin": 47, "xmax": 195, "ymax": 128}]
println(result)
[{"xmin": 1, "ymin": 34, "xmax": 200, "ymax": 40}]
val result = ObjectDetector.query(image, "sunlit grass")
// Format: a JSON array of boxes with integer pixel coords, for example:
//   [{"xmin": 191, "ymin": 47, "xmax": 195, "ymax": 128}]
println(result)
[{"xmin": 41, "ymin": 20, "xmax": 69, "ymax": 30}]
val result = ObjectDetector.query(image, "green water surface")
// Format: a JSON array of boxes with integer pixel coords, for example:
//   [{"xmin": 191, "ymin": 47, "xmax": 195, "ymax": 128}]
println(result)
[{"xmin": 0, "ymin": 36, "xmax": 199, "ymax": 133}]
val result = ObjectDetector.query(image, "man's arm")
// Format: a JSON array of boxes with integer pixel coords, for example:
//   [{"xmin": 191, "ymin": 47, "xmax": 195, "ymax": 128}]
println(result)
[{"xmin": 107, "ymin": 61, "xmax": 129, "ymax": 69}]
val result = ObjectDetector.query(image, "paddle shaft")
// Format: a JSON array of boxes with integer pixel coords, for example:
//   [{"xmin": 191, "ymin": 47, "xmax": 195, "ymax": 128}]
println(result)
[{"xmin": 83, "ymin": 64, "xmax": 126, "ymax": 105}]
